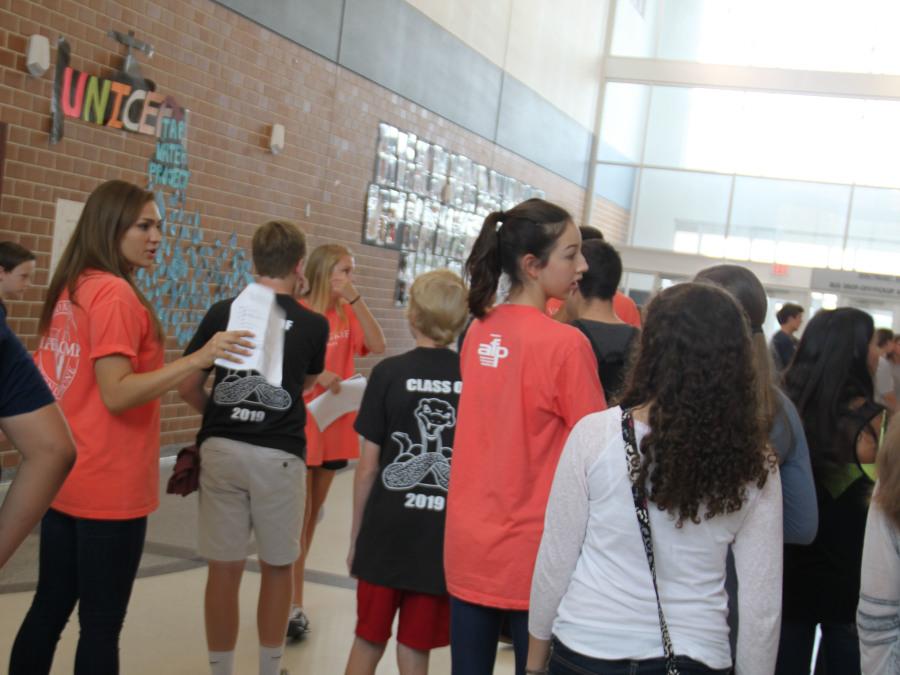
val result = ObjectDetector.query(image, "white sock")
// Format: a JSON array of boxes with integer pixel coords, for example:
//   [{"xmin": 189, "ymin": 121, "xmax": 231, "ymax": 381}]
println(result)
[
  {"xmin": 208, "ymin": 650, "xmax": 235, "ymax": 675},
  {"xmin": 259, "ymin": 644, "xmax": 284, "ymax": 675}
]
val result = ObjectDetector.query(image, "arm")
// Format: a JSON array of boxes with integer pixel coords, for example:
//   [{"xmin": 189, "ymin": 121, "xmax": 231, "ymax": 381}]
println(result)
[
  {"xmin": 177, "ymin": 369, "xmax": 210, "ymax": 414},
  {"xmin": 527, "ymin": 419, "xmax": 594, "ymax": 672},
  {"xmin": 882, "ymin": 392, "xmax": 898, "ymax": 415},
  {"xmin": 733, "ymin": 466, "xmax": 783, "ymax": 675},
  {"xmin": 95, "ymin": 329, "xmax": 253, "ymax": 415},
  {"xmin": 858, "ymin": 496, "xmax": 900, "ymax": 675},
  {"xmin": 0, "ymin": 403, "xmax": 76, "ymax": 568},
  {"xmin": 777, "ymin": 400, "xmax": 818, "ymax": 545},
  {"xmin": 340, "ymin": 282, "xmax": 386, "ymax": 355},
  {"xmin": 857, "ymin": 412, "xmax": 885, "ymax": 465},
  {"xmin": 347, "ymin": 439, "xmax": 380, "ymax": 572},
  {"xmin": 303, "ymin": 373, "xmax": 318, "ymax": 394}
]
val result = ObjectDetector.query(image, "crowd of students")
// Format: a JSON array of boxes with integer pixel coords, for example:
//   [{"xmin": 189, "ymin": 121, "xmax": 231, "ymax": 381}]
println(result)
[{"xmin": 0, "ymin": 179, "xmax": 898, "ymax": 675}]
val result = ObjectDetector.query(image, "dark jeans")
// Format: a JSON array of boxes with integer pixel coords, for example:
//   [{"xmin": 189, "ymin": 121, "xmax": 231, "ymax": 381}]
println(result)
[
  {"xmin": 550, "ymin": 638, "xmax": 732, "ymax": 675},
  {"xmin": 450, "ymin": 597, "xmax": 529, "ymax": 675},
  {"xmin": 9, "ymin": 508, "xmax": 148, "ymax": 675},
  {"xmin": 774, "ymin": 619, "xmax": 860, "ymax": 675}
]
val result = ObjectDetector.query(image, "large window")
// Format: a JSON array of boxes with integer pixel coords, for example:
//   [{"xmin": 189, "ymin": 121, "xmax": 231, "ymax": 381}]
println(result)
[
  {"xmin": 596, "ymin": 80, "xmax": 900, "ymax": 273},
  {"xmin": 612, "ymin": 0, "xmax": 900, "ymax": 76}
]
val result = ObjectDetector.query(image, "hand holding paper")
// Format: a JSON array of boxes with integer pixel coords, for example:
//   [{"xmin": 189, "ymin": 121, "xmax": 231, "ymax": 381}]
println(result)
[
  {"xmin": 307, "ymin": 374, "xmax": 367, "ymax": 431},
  {"xmin": 214, "ymin": 283, "xmax": 286, "ymax": 387}
]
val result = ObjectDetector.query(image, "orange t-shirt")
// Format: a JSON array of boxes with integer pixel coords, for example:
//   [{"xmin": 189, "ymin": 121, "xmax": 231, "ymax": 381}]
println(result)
[
  {"xmin": 444, "ymin": 304, "xmax": 606, "ymax": 609},
  {"xmin": 546, "ymin": 293, "xmax": 642, "ymax": 328},
  {"xmin": 302, "ymin": 300, "xmax": 369, "ymax": 465},
  {"xmin": 34, "ymin": 271, "xmax": 164, "ymax": 520}
]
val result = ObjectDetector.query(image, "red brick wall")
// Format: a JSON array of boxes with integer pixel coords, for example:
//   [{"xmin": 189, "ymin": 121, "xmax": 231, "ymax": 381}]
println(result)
[{"xmin": 0, "ymin": 0, "xmax": 623, "ymax": 469}]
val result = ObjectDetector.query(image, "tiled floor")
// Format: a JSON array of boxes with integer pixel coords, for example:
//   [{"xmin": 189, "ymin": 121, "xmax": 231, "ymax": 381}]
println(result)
[{"xmin": 0, "ymin": 463, "xmax": 516, "ymax": 674}]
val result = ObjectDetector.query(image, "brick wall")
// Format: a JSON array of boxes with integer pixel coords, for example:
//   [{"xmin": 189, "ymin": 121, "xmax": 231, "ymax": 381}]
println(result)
[{"xmin": 0, "ymin": 0, "xmax": 626, "ymax": 470}]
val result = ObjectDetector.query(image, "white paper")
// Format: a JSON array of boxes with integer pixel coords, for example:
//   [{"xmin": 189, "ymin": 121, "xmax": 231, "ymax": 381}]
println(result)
[
  {"xmin": 307, "ymin": 374, "xmax": 367, "ymax": 431},
  {"xmin": 214, "ymin": 283, "xmax": 285, "ymax": 387}
]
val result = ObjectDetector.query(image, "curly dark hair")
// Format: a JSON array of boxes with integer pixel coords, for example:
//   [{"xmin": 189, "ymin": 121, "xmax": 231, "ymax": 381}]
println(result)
[{"xmin": 619, "ymin": 282, "xmax": 772, "ymax": 526}]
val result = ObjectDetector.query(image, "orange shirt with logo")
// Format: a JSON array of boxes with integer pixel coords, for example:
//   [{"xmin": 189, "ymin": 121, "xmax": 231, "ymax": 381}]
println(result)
[
  {"xmin": 444, "ymin": 304, "xmax": 606, "ymax": 609},
  {"xmin": 546, "ymin": 293, "xmax": 642, "ymax": 327},
  {"xmin": 302, "ymin": 300, "xmax": 369, "ymax": 465},
  {"xmin": 34, "ymin": 271, "xmax": 164, "ymax": 520}
]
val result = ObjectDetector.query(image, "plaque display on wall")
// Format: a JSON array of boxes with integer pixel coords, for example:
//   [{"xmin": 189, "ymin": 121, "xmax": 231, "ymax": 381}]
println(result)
[{"xmin": 363, "ymin": 122, "xmax": 546, "ymax": 307}]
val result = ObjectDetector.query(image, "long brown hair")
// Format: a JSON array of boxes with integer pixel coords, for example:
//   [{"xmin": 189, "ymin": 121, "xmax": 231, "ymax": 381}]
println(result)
[
  {"xmin": 464, "ymin": 199, "xmax": 571, "ymax": 318},
  {"xmin": 876, "ymin": 416, "xmax": 900, "ymax": 529},
  {"xmin": 694, "ymin": 264, "xmax": 776, "ymax": 434},
  {"xmin": 303, "ymin": 243, "xmax": 351, "ymax": 321},
  {"xmin": 39, "ymin": 180, "xmax": 163, "ymax": 340},
  {"xmin": 619, "ymin": 283, "xmax": 772, "ymax": 526}
]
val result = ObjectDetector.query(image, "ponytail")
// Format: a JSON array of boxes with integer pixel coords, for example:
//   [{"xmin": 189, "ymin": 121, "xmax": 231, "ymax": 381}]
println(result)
[
  {"xmin": 464, "ymin": 199, "xmax": 572, "ymax": 319},
  {"xmin": 465, "ymin": 211, "xmax": 504, "ymax": 318}
]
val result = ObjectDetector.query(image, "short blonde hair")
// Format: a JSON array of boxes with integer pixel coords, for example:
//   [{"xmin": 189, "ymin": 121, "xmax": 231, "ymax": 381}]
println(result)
[{"xmin": 407, "ymin": 270, "xmax": 468, "ymax": 347}]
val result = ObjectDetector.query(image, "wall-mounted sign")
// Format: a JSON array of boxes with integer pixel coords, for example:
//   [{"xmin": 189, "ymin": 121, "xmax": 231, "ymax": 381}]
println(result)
[
  {"xmin": 811, "ymin": 268, "xmax": 900, "ymax": 301},
  {"xmin": 50, "ymin": 36, "xmax": 186, "ymax": 144}
]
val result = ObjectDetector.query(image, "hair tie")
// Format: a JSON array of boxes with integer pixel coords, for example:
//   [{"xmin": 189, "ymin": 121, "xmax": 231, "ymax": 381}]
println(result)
[
  {"xmin": 751, "ymin": 325, "xmax": 764, "ymax": 334},
  {"xmin": 495, "ymin": 211, "xmax": 505, "ymax": 233}
]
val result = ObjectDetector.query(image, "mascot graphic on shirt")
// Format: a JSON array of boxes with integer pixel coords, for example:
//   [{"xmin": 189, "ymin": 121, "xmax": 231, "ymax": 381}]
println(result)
[
  {"xmin": 213, "ymin": 370, "xmax": 292, "ymax": 410},
  {"xmin": 382, "ymin": 398, "xmax": 455, "ymax": 492}
]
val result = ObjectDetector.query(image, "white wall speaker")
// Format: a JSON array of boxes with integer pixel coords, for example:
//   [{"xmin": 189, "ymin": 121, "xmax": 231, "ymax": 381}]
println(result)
[
  {"xmin": 26, "ymin": 35, "xmax": 50, "ymax": 77},
  {"xmin": 269, "ymin": 123, "xmax": 285, "ymax": 155}
]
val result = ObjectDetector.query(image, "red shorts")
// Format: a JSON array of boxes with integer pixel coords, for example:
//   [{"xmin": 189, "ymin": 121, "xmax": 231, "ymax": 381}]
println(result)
[{"xmin": 355, "ymin": 579, "xmax": 450, "ymax": 651}]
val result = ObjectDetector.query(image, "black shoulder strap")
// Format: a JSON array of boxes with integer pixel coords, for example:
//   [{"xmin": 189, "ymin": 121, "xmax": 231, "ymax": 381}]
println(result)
[{"xmin": 621, "ymin": 410, "xmax": 679, "ymax": 675}]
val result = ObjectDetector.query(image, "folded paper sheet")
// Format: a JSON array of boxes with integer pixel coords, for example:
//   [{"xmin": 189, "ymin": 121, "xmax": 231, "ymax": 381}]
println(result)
[
  {"xmin": 214, "ymin": 283, "xmax": 285, "ymax": 387},
  {"xmin": 307, "ymin": 374, "xmax": 368, "ymax": 431}
]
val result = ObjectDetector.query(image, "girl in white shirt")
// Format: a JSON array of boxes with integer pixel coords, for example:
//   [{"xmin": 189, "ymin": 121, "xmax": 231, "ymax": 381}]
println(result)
[
  {"xmin": 858, "ymin": 415, "xmax": 900, "ymax": 675},
  {"xmin": 527, "ymin": 282, "xmax": 783, "ymax": 675}
]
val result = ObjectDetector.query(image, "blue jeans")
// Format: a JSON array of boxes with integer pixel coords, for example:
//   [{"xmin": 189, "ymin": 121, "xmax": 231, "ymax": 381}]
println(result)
[
  {"xmin": 9, "ymin": 508, "xmax": 147, "ymax": 675},
  {"xmin": 774, "ymin": 619, "xmax": 860, "ymax": 675},
  {"xmin": 450, "ymin": 597, "xmax": 529, "ymax": 675},
  {"xmin": 550, "ymin": 638, "xmax": 732, "ymax": 675}
]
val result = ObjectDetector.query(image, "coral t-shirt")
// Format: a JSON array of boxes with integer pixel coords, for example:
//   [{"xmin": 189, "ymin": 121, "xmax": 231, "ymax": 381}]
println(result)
[
  {"xmin": 302, "ymin": 300, "xmax": 370, "ymax": 465},
  {"xmin": 444, "ymin": 304, "xmax": 606, "ymax": 609},
  {"xmin": 546, "ymin": 293, "xmax": 642, "ymax": 328},
  {"xmin": 34, "ymin": 271, "xmax": 164, "ymax": 520}
]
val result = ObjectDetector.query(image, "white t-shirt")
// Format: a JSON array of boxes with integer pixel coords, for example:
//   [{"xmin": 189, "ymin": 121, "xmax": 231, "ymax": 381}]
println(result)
[
  {"xmin": 529, "ymin": 407, "xmax": 783, "ymax": 675},
  {"xmin": 875, "ymin": 357, "xmax": 894, "ymax": 406}
]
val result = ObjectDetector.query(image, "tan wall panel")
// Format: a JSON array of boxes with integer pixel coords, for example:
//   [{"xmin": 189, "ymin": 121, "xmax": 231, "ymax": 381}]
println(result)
[
  {"xmin": 404, "ymin": 0, "xmax": 512, "ymax": 68},
  {"xmin": 505, "ymin": 0, "xmax": 608, "ymax": 129}
]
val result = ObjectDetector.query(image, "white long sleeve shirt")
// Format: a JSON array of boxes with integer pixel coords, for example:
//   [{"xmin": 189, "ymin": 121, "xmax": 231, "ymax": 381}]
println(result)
[
  {"xmin": 858, "ymin": 488, "xmax": 900, "ymax": 675},
  {"xmin": 529, "ymin": 407, "xmax": 782, "ymax": 675}
]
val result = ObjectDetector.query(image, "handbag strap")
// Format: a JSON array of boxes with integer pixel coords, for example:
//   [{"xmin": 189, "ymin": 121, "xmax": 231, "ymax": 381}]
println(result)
[{"xmin": 621, "ymin": 409, "xmax": 679, "ymax": 675}]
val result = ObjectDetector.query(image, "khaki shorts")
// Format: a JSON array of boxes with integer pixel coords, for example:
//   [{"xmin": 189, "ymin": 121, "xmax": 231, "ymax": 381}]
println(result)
[{"xmin": 198, "ymin": 437, "xmax": 306, "ymax": 566}]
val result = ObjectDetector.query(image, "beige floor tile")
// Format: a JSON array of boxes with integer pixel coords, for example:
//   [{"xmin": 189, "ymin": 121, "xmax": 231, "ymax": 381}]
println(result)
[{"xmin": 0, "ymin": 467, "xmax": 516, "ymax": 674}]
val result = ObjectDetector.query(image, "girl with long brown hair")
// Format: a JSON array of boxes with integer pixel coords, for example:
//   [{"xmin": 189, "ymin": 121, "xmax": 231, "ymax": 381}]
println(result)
[
  {"xmin": 527, "ymin": 282, "xmax": 781, "ymax": 675},
  {"xmin": 776, "ymin": 307, "xmax": 886, "ymax": 675},
  {"xmin": 289, "ymin": 243, "xmax": 385, "ymax": 638},
  {"xmin": 9, "ymin": 180, "xmax": 250, "ymax": 675},
  {"xmin": 445, "ymin": 199, "xmax": 605, "ymax": 675}
]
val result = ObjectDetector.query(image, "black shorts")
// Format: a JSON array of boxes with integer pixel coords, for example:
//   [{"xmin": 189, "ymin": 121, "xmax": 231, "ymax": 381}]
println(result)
[{"xmin": 319, "ymin": 459, "xmax": 349, "ymax": 471}]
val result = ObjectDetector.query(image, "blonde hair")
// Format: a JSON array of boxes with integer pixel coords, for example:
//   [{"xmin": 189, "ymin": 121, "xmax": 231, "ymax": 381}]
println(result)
[
  {"xmin": 875, "ymin": 415, "xmax": 900, "ymax": 530},
  {"xmin": 407, "ymin": 270, "xmax": 468, "ymax": 347},
  {"xmin": 303, "ymin": 244, "xmax": 351, "ymax": 319}
]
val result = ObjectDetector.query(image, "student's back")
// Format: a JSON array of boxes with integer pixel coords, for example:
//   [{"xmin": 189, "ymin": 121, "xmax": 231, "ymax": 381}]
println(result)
[
  {"xmin": 571, "ymin": 319, "xmax": 638, "ymax": 402},
  {"xmin": 353, "ymin": 346, "xmax": 460, "ymax": 594}
]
